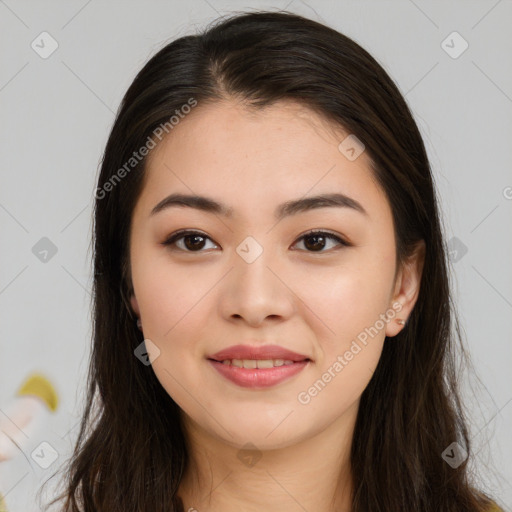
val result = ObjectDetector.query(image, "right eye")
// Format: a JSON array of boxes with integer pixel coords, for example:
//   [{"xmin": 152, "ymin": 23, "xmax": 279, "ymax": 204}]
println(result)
[{"xmin": 161, "ymin": 230, "xmax": 218, "ymax": 252}]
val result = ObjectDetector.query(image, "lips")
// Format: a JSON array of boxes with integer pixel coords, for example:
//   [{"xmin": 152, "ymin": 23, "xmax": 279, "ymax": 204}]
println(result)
[
  {"xmin": 207, "ymin": 344, "xmax": 311, "ymax": 388},
  {"xmin": 209, "ymin": 344, "xmax": 311, "ymax": 363}
]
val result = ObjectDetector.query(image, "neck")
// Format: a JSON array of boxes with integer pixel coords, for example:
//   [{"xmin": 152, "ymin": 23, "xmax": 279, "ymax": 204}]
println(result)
[{"xmin": 177, "ymin": 401, "xmax": 358, "ymax": 512}]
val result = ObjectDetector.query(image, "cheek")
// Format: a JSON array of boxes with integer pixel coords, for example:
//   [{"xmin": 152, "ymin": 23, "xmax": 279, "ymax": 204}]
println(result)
[
  {"xmin": 133, "ymin": 248, "xmax": 209, "ymax": 337},
  {"xmin": 295, "ymin": 254, "xmax": 393, "ymax": 398},
  {"xmin": 295, "ymin": 256, "xmax": 394, "ymax": 340},
  {"xmin": 296, "ymin": 265, "xmax": 390, "ymax": 414},
  {"xmin": 132, "ymin": 255, "xmax": 214, "ymax": 401}
]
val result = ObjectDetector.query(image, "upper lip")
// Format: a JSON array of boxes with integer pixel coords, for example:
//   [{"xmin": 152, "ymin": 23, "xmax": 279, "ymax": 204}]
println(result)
[{"xmin": 209, "ymin": 344, "xmax": 311, "ymax": 362}]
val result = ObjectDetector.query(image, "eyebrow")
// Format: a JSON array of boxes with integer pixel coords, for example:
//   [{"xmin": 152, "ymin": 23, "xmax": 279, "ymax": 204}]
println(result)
[{"xmin": 150, "ymin": 192, "xmax": 368, "ymax": 220}]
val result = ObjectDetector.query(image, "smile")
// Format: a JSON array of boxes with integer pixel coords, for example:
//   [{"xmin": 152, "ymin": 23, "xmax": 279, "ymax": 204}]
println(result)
[
  {"xmin": 219, "ymin": 358, "xmax": 296, "ymax": 368},
  {"xmin": 208, "ymin": 358, "xmax": 310, "ymax": 388}
]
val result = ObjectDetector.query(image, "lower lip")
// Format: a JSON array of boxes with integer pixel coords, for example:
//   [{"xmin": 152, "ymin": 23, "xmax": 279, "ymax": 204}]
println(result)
[{"xmin": 208, "ymin": 359, "xmax": 309, "ymax": 388}]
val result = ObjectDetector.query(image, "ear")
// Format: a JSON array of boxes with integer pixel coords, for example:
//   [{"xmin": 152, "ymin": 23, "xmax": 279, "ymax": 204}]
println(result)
[
  {"xmin": 385, "ymin": 240, "xmax": 425, "ymax": 338},
  {"xmin": 130, "ymin": 293, "xmax": 140, "ymax": 317}
]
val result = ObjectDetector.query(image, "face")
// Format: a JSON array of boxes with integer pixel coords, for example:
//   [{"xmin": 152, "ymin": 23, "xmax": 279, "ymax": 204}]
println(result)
[{"xmin": 129, "ymin": 99, "xmax": 420, "ymax": 450}]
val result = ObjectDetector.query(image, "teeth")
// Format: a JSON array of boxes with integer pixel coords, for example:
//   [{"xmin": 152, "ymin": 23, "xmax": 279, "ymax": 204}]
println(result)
[
  {"xmin": 221, "ymin": 359, "xmax": 298, "ymax": 368},
  {"xmin": 256, "ymin": 359, "xmax": 273, "ymax": 369}
]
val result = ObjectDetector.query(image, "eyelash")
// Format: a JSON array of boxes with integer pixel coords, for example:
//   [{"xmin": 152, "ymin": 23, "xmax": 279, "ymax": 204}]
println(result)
[{"xmin": 161, "ymin": 229, "xmax": 351, "ymax": 253}]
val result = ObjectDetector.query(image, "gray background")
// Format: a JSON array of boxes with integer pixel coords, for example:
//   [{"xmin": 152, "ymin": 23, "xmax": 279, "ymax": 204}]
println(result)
[{"xmin": 0, "ymin": 0, "xmax": 511, "ymax": 510}]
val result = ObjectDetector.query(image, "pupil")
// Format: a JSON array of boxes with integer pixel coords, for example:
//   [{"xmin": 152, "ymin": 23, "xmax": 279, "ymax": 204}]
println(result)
[
  {"xmin": 305, "ymin": 234, "xmax": 325, "ymax": 251},
  {"xmin": 185, "ymin": 235, "xmax": 205, "ymax": 250}
]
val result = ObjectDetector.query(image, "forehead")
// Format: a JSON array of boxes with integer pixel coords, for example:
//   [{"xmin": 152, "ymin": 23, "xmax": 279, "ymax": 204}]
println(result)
[
  {"xmin": 149, "ymin": 99, "xmax": 351, "ymax": 164},
  {"xmin": 139, "ymin": 99, "xmax": 389, "ymax": 221}
]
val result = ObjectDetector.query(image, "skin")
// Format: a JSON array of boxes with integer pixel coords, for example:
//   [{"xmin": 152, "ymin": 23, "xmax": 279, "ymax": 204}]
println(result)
[{"xmin": 129, "ymin": 98, "xmax": 425, "ymax": 512}]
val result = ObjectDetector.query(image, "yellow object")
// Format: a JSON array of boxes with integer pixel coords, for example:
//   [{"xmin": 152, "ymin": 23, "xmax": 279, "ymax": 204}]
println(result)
[
  {"xmin": 15, "ymin": 373, "xmax": 59, "ymax": 412},
  {"xmin": 0, "ymin": 491, "xmax": 8, "ymax": 512}
]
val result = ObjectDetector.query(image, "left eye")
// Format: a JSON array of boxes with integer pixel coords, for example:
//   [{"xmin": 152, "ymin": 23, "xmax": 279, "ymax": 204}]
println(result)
[
  {"xmin": 162, "ymin": 230, "xmax": 350, "ymax": 253},
  {"xmin": 293, "ymin": 230, "xmax": 349, "ymax": 252}
]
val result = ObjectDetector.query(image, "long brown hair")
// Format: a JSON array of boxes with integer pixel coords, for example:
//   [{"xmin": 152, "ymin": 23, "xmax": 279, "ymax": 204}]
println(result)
[{"xmin": 40, "ymin": 10, "xmax": 500, "ymax": 511}]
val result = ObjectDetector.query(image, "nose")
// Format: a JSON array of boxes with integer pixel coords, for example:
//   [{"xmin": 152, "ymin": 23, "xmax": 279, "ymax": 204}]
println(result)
[{"xmin": 218, "ymin": 245, "xmax": 295, "ymax": 327}]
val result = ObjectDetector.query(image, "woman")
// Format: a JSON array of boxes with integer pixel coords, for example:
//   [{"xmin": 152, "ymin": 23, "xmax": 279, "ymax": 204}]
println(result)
[{"xmin": 41, "ymin": 10, "xmax": 503, "ymax": 512}]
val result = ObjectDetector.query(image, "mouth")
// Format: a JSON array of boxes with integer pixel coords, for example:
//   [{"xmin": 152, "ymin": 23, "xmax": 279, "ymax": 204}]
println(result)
[
  {"xmin": 207, "ymin": 344, "xmax": 312, "ymax": 388},
  {"xmin": 207, "ymin": 358, "xmax": 310, "ymax": 388},
  {"xmin": 208, "ymin": 358, "xmax": 310, "ymax": 368}
]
